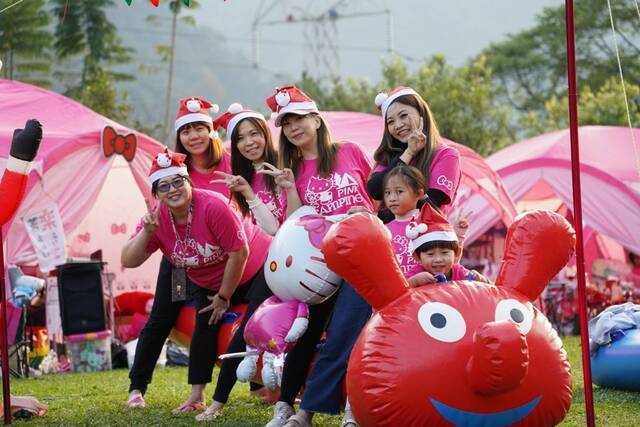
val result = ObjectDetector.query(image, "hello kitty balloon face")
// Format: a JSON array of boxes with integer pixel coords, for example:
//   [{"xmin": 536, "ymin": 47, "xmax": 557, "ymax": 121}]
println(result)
[
  {"xmin": 264, "ymin": 205, "xmax": 344, "ymax": 305},
  {"xmin": 323, "ymin": 211, "xmax": 576, "ymax": 427}
]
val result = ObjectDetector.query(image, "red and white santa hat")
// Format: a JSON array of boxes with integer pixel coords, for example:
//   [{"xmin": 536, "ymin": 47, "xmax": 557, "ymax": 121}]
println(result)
[
  {"xmin": 174, "ymin": 96, "xmax": 220, "ymax": 133},
  {"xmin": 212, "ymin": 103, "xmax": 266, "ymax": 138},
  {"xmin": 374, "ymin": 86, "xmax": 419, "ymax": 117},
  {"xmin": 265, "ymin": 85, "xmax": 319, "ymax": 127},
  {"xmin": 406, "ymin": 202, "xmax": 458, "ymax": 253},
  {"xmin": 149, "ymin": 147, "xmax": 188, "ymax": 184}
]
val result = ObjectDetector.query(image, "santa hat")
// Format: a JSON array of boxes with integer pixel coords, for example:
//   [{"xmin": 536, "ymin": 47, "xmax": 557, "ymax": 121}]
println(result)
[
  {"xmin": 265, "ymin": 85, "xmax": 319, "ymax": 127},
  {"xmin": 174, "ymin": 96, "xmax": 220, "ymax": 135},
  {"xmin": 374, "ymin": 86, "xmax": 419, "ymax": 117},
  {"xmin": 149, "ymin": 147, "xmax": 188, "ymax": 184},
  {"xmin": 406, "ymin": 202, "xmax": 458, "ymax": 253},
  {"xmin": 212, "ymin": 103, "xmax": 266, "ymax": 138}
]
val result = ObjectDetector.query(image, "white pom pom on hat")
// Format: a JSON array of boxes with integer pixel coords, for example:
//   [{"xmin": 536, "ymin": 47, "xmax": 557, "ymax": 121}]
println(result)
[
  {"xmin": 275, "ymin": 91, "xmax": 291, "ymax": 107},
  {"xmin": 270, "ymin": 111, "xmax": 279, "ymax": 121},
  {"xmin": 210, "ymin": 104, "xmax": 220, "ymax": 114},
  {"xmin": 186, "ymin": 98, "xmax": 201, "ymax": 112},
  {"xmin": 228, "ymin": 103, "xmax": 243, "ymax": 114},
  {"xmin": 374, "ymin": 92, "xmax": 389, "ymax": 108},
  {"xmin": 406, "ymin": 222, "xmax": 428, "ymax": 240},
  {"xmin": 209, "ymin": 129, "xmax": 219, "ymax": 139}
]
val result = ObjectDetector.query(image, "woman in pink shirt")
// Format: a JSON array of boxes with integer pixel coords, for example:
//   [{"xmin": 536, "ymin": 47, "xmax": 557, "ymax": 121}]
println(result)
[
  {"xmin": 367, "ymin": 86, "xmax": 462, "ymax": 220},
  {"xmin": 125, "ymin": 98, "xmax": 271, "ymax": 417},
  {"xmin": 123, "ymin": 148, "xmax": 249, "ymax": 413},
  {"xmin": 211, "ymin": 104, "xmax": 286, "ymax": 235},
  {"xmin": 263, "ymin": 86, "xmax": 374, "ymax": 427}
]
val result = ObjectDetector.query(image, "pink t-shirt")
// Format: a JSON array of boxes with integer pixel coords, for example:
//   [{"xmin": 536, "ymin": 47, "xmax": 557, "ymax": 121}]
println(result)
[
  {"xmin": 135, "ymin": 189, "xmax": 247, "ymax": 290},
  {"xmin": 184, "ymin": 153, "xmax": 271, "ymax": 286},
  {"xmin": 373, "ymin": 142, "xmax": 461, "ymax": 214},
  {"xmin": 188, "ymin": 150, "xmax": 233, "ymax": 198},
  {"xmin": 251, "ymin": 173, "xmax": 287, "ymax": 225},
  {"xmin": 295, "ymin": 142, "xmax": 374, "ymax": 216},
  {"xmin": 385, "ymin": 218, "xmax": 424, "ymax": 279},
  {"xmin": 451, "ymin": 263, "xmax": 474, "ymax": 281}
]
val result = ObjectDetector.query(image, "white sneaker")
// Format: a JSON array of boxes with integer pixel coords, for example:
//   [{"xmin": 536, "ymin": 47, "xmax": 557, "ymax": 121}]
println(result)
[{"xmin": 265, "ymin": 401, "xmax": 295, "ymax": 427}]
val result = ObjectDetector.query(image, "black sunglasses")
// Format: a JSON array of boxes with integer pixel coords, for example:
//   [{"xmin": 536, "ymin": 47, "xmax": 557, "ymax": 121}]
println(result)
[{"xmin": 157, "ymin": 176, "xmax": 187, "ymax": 193}]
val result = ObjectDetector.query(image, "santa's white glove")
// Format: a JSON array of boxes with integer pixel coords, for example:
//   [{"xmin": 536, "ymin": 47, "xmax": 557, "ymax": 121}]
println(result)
[
  {"xmin": 261, "ymin": 352, "xmax": 278, "ymax": 390},
  {"xmin": 236, "ymin": 347, "xmax": 259, "ymax": 383},
  {"xmin": 285, "ymin": 317, "xmax": 309, "ymax": 343}
]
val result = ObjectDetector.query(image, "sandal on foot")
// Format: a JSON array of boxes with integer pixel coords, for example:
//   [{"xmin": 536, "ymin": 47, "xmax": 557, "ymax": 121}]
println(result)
[
  {"xmin": 195, "ymin": 406, "xmax": 223, "ymax": 422},
  {"xmin": 283, "ymin": 414, "xmax": 313, "ymax": 427},
  {"xmin": 126, "ymin": 394, "xmax": 146, "ymax": 409},
  {"xmin": 340, "ymin": 418, "xmax": 358, "ymax": 427},
  {"xmin": 172, "ymin": 401, "xmax": 206, "ymax": 414}
]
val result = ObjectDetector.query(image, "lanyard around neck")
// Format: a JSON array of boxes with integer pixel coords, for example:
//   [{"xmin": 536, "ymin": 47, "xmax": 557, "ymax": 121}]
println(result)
[{"xmin": 168, "ymin": 203, "xmax": 193, "ymax": 267}]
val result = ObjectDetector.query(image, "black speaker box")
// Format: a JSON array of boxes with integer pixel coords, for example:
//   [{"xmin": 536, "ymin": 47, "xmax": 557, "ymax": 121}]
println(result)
[{"xmin": 57, "ymin": 261, "xmax": 106, "ymax": 335}]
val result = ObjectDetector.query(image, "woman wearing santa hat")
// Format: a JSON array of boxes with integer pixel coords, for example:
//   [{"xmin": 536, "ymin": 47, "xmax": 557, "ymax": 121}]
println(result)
[
  {"xmin": 260, "ymin": 86, "xmax": 374, "ymax": 427},
  {"xmin": 211, "ymin": 103, "xmax": 286, "ymax": 235},
  {"xmin": 367, "ymin": 86, "xmax": 461, "ymax": 219},
  {"xmin": 125, "ymin": 98, "xmax": 271, "ymax": 416}
]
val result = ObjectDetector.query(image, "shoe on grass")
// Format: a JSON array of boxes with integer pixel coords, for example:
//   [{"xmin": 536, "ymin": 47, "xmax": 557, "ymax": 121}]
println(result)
[{"xmin": 265, "ymin": 401, "xmax": 295, "ymax": 427}]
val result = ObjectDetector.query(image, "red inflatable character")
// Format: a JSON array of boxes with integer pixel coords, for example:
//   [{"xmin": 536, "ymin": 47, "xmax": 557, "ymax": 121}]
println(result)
[
  {"xmin": 1, "ymin": 120, "xmax": 43, "ymax": 225},
  {"xmin": 323, "ymin": 210, "xmax": 575, "ymax": 427}
]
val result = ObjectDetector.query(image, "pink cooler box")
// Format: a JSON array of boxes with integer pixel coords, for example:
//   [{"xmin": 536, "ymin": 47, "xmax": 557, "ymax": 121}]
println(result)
[{"xmin": 65, "ymin": 330, "xmax": 112, "ymax": 372}]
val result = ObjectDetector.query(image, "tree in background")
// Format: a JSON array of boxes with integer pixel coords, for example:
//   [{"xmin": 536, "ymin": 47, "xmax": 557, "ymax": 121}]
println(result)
[
  {"xmin": 51, "ymin": 0, "xmax": 133, "ymax": 118},
  {"xmin": 147, "ymin": 0, "xmax": 200, "ymax": 140},
  {"xmin": 483, "ymin": 0, "xmax": 639, "ymax": 113},
  {"xmin": 299, "ymin": 55, "xmax": 514, "ymax": 156},
  {"xmin": 0, "ymin": 0, "xmax": 52, "ymax": 86},
  {"xmin": 519, "ymin": 77, "xmax": 640, "ymax": 137}
]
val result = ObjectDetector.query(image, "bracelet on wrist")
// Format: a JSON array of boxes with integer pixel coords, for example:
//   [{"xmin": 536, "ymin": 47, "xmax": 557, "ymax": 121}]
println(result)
[
  {"xmin": 246, "ymin": 198, "xmax": 262, "ymax": 209},
  {"xmin": 216, "ymin": 293, "xmax": 229, "ymax": 302}
]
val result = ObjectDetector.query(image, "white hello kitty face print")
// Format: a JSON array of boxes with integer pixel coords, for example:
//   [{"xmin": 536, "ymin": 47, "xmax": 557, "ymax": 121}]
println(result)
[{"xmin": 157, "ymin": 153, "xmax": 172, "ymax": 168}]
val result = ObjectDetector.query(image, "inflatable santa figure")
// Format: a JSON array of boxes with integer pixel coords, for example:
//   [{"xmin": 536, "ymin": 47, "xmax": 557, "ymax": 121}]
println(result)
[{"xmin": 1, "ymin": 119, "xmax": 43, "ymax": 225}]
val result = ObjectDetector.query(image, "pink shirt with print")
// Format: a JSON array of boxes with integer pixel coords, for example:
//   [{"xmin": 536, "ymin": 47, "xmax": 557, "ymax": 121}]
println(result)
[
  {"xmin": 385, "ymin": 218, "xmax": 424, "ymax": 279},
  {"xmin": 295, "ymin": 142, "xmax": 374, "ymax": 216},
  {"xmin": 374, "ymin": 142, "xmax": 461, "ymax": 214},
  {"xmin": 250, "ymin": 173, "xmax": 287, "ymax": 225},
  {"xmin": 134, "ymin": 189, "xmax": 247, "ymax": 290}
]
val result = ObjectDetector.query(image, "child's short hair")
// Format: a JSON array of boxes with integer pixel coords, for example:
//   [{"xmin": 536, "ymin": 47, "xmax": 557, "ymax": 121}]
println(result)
[{"xmin": 414, "ymin": 239, "xmax": 460, "ymax": 255}]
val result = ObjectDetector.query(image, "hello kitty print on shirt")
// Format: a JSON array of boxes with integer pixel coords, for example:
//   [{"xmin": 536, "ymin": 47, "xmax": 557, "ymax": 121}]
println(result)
[
  {"xmin": 256, "ymin": 190, "xmax": 285, "ymax": 221},
  {"xmin": 304, "ymin": 173, "xmax": 366, "ymax": 215}
]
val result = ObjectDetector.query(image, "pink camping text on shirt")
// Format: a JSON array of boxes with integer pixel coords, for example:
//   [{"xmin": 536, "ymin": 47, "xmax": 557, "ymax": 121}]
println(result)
[
  {"xmin": 251, "ymin": 173, "xmax": 287, "ymax": 224},
  {"xmin": 187, "ymin": 149, "xmax": 233, "ymax": 198},
  {"xmin": 295, "ymin": 142, "xmax": 374, "ymax": 216},
  {"xmin": 385, "ymin": 218, "xmax": 424, "ymax": 279},
  {"xmin": 134, "ymin": 189, "xmax": 246, "ymax": 290},
  {"xmin": 373, "ymin": 142, "xmax": 461, "ymax": 215}
]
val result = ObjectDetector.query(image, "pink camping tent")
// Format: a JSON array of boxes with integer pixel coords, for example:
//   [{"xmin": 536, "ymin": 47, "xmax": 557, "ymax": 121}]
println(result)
[
  {"xmin": 0, "ymin": 79, "xmax": 164, "ymax": 295},
  {"xmin": 267, "ymin": 111, "xmax": 517, "ymax": 243},
  {"xmin": 487, "ymin": 126, "xmax": 640, "ymax": 254}
]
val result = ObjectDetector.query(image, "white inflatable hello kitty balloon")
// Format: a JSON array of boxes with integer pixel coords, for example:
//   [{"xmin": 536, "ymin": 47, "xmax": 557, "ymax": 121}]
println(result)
[{"xmin": 264, "ymin": 206, "xmax": 344, "ymax": 305}]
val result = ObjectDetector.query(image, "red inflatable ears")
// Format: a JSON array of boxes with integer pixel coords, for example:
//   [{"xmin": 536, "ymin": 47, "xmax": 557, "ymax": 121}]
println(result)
[
  {"xmin": 323, "ymin": 212, "xmax": 409, "ymax": 311},
  {"xmin": 497, "ymin": 210, "xmax": 576, "ymax": 301}
]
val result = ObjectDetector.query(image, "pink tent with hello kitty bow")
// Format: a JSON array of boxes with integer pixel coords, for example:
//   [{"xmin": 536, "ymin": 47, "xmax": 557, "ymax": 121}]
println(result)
[
  {"xmin": 267, "ymin": 111, "xmax": 518, "ymax": 244},
  {"xmin": 0, "ymin": 79, "xmax": 163, "ymax": 295}
]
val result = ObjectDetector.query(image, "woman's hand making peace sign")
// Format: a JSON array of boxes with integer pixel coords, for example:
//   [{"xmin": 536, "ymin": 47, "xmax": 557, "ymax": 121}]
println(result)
[
  {"xmin": 210, "ymin": 171, "xmax": 255, "ymax": 200},
  {"xmin": 142, "ymin": 199, "xmax": 161, "ymax": 235},
  {"xmin": 256, "ymin": 162, "xmax": 296, "ymax": 191}
]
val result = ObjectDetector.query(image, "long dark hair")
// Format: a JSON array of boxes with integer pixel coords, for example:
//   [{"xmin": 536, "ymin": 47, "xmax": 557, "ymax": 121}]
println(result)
[
  {"xmin": 175, "ymin": 121, "xmax": 224, "ymax": 169},
  {"xmin": 279, "ymin": 113, "xmax": 338, "ymax": 177},
  {"xmin": 230, "ymin": 117, "xmax": 278, "ymax": 217},
  {"xmin": 374, "ymin": 94, "xmax": 441, "ymax": 183}
]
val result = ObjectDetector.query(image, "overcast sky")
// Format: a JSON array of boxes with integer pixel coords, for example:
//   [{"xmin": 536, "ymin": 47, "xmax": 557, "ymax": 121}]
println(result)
[{"xmin": 191, "ymin": 0, "xmax": 564, "ymax": 82}]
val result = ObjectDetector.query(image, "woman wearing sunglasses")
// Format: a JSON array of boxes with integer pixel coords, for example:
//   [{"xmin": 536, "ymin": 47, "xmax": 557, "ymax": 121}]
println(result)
[{"xmin": 125, "ymin": 98, "xmax": 271, "ymax": 417}]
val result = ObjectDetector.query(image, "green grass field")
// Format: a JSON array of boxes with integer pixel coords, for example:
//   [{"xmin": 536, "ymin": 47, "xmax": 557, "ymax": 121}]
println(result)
[{"xmin": 9, "ymin": 336, "xmax": 640, "ymax": 426}]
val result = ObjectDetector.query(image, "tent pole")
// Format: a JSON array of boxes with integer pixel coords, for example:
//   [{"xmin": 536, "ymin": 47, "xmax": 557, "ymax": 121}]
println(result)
[
  {"xmin": 564, "ymin": 1, "xmax": 595, "ymax": 426},
  {"xmin": 0, "ymin": 229, "xmax": 12, "ymax": 424}
]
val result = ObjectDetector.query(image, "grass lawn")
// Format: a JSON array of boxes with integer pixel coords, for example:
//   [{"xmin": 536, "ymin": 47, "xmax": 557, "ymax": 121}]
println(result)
[{"xmin": 9, "ymin": 336, "xmax": 640, "ymax": 426}]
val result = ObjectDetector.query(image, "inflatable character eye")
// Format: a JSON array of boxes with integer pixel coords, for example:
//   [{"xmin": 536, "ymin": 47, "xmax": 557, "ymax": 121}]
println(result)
[
  {"xmin": 495, "ymin": 299, "xmax": 533, "ymax": 334},
  {"xmin": 418, "ymin": 302, "xmax": 466, "ymax": 343}
]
